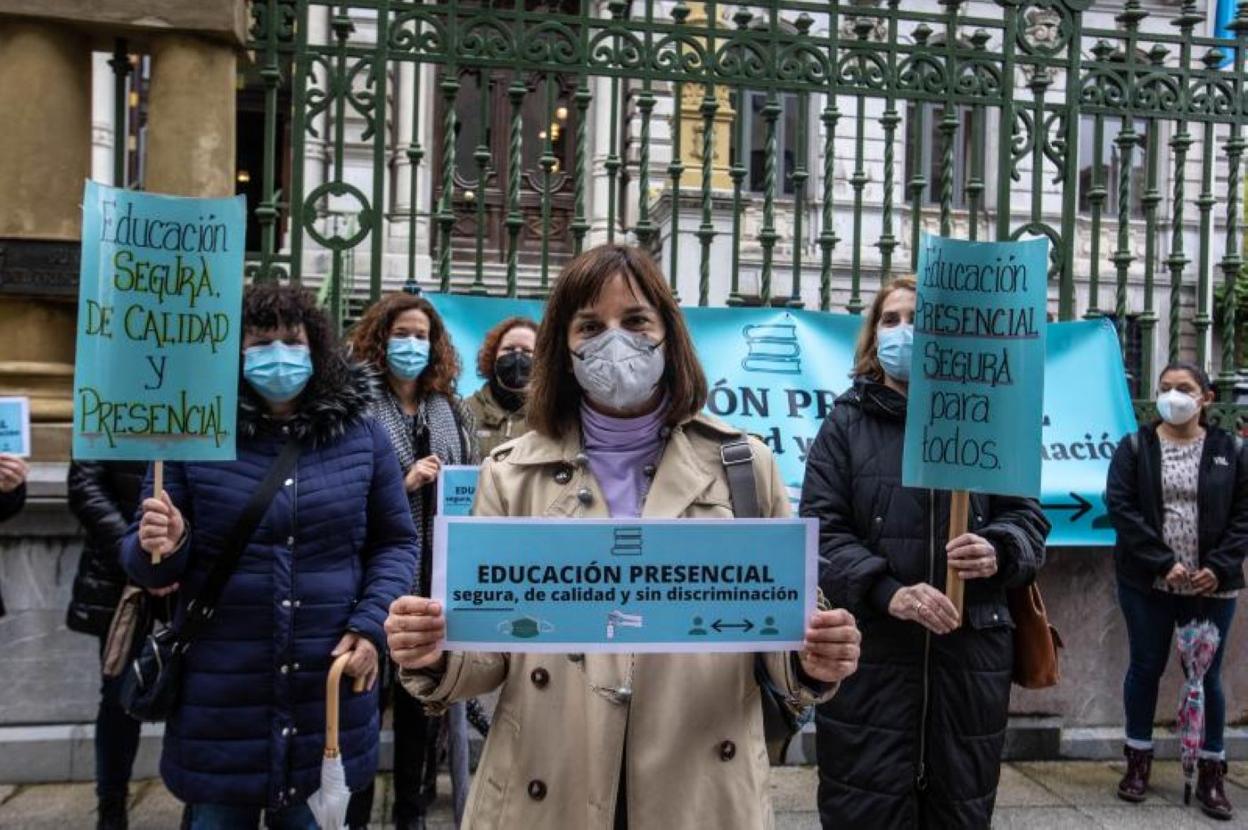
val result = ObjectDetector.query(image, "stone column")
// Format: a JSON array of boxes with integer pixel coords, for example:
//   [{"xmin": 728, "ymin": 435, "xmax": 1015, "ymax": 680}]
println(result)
[
  {"xmin": 0, "ymin": 21, "xmax": 92, "ymax": 459},
  {"xmin": 144, "ymin": 33, "xmax": 237, "ymax": 197}
]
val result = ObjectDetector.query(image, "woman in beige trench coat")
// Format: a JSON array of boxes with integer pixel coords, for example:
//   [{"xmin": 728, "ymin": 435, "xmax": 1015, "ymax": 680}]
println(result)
[{"xmin": 385, "ymin": 245, "xmax": 861, "ymax": 829}]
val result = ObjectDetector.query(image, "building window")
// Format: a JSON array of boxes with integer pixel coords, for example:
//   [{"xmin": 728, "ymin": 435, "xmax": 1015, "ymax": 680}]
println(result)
[
  {"xmin": 1078, "ymin": 115, "xmax": 1149, "ymax": 218},
  {"xmin": 731, "ymin": 91, "xmax": 804, "ymax": 196}
]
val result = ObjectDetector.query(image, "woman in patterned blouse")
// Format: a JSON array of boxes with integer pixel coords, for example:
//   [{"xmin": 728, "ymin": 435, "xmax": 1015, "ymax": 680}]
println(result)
[
  {"xmin": 347, "ymin": 293, "xmax": 479, "ymax": 830},
  {"xmin": 1107, "ymin": 361, "xmax": 1247, "ymax": 821}
]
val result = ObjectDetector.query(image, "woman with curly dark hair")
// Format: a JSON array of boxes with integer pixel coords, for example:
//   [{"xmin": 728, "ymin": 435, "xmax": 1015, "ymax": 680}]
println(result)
[
  {"xmin": 347, "ymin": 292, "xmax": 477, "ymax": 830},
  {"xmin": 122, "ymin": 282, "xmax": 417, "ymax": 828},
  {"xmin": 466, "ymin": 316, "xmax": 538, "ymax": 456}
]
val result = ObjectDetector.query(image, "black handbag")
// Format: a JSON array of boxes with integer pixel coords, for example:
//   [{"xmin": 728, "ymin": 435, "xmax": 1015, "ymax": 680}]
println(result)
[
  {"xmin": 120, "ymin": 439, "xmax": 302, "ymax": 721},
  {"xmin": 720, "ymin": 436, "xmax": 815, "ymax": 765}
]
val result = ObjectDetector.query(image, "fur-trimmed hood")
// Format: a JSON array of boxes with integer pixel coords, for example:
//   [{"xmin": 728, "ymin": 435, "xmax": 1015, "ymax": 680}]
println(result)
[{"xmin": 238, "ymin": 360, "xmax": 379, "ymax": 448}]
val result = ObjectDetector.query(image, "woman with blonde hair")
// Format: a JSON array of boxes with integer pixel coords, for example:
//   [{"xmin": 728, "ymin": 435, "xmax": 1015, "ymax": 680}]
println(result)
[{"xmin": 799, "ymin": 276, "xmax": 1050, "ymax": 829}]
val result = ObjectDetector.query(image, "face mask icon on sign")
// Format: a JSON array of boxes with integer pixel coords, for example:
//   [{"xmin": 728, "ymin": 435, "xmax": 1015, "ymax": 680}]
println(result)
[{"xmin": 498, "ymin": 617, "xmax": 555, "ymax": 639}]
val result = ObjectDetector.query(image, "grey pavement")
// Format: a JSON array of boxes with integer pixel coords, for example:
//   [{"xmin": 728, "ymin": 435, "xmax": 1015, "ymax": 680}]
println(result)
[{"xmin": 0, "ymin": 761, "xmax": 1246, "ymax": 828}]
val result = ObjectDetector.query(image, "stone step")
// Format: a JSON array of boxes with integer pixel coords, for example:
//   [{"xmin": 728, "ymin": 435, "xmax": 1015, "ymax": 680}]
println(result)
[{"xmin": 3, "ymin": 720, "xmax": 1245, "ymax": 785}]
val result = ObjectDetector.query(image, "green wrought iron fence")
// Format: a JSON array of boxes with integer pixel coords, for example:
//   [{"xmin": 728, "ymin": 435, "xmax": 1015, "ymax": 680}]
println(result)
[{"xmin": 244, "ymin": 0, "xmax": 1248, "ymax": 424}]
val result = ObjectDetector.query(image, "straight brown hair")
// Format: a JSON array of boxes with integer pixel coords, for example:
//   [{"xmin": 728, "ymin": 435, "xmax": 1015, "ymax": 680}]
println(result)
[
  {"xmin": 852, "ymin": 276, "xmax": 917, "ymax": 382},
  {"xmin": 528, "ymin": 245, "xmax": 708, "ymax": 439}
]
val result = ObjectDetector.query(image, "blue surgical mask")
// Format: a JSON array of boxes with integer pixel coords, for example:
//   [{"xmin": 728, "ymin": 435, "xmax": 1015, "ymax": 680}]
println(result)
[
  {"xmin": 387, "ymin": 336, "xmax": 430, "ymax": 380},
  {"xmin": 243, "ymin": 342, "xmax": 313, "ymax": 402},
  {"xmin": 876, "ymin": 324, "xmax": 914, "ymax": 382}
]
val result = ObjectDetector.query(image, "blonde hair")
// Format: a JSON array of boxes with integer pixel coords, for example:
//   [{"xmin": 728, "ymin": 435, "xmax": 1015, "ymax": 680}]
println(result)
[{"xmin": 851, "ymin": 276, "xmax": 917, "ymax": 382}]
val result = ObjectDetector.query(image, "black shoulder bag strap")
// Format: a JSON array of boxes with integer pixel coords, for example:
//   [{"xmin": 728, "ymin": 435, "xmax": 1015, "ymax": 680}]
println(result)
[
  {"xmin": 720, "ymin": 434, "xmax": 806, "ymax": 764},
  {"xmin": 177, "ymin": 437, "xmax": 302, "ymax": 644},
  {"xmin": 720, "ymin": 435, "xmax": 761, "ymax": 519}
]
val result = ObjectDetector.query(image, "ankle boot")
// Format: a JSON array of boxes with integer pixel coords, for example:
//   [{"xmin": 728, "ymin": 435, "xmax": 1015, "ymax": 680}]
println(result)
[
  {"xmin": 1116, "ymin": 745, "xmax": 1153, "ymax": 802},
  {"xmin": 96, "ymin": 794, "xmax": 128, "ymax": 830},
  {"xmin": 1196, "ymin": 758, "xmax": 1234, "ymax": 821}
]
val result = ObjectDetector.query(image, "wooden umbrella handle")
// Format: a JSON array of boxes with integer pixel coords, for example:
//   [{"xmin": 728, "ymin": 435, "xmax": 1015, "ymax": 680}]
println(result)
[{"xmin": 325, "ymin": 652, "xmax": 367, "ymax": 758}]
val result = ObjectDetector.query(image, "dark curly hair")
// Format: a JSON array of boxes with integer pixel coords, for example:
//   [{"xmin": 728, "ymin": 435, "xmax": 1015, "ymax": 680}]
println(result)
[
  {"xmin": 477, "ymin": 316, "xmax": 539, "ymax": 379},
  {"xmin": 348, "ymin": 293, "xmax": 461, "ymax": 398},
  {"xmin": 241, "ymin": 281, "xmax": 350, "ymax": 405}
]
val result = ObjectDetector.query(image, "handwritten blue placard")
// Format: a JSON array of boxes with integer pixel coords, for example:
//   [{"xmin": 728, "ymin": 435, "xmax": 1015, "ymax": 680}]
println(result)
[
  {"xmin": 433, "ymin": 517, "xmax": 817, "ymax": 653},
  {"xmin": 438, "ymin": 465, "xmax": 480, "ymax": 517},
  {"xmin": 73, "ymin": 181, "xmax": 245, "ymax": 461},
  {"xmin": 902, "ymin": 233, "xmax": 1049, "ymax": 499},
  {"xmin": 0, "ymin": 397, "xmax": 31, "ymax": 457}
]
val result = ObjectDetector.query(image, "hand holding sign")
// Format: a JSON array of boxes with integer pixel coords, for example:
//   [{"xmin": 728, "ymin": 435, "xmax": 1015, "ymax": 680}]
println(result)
[
  {"xmin": 406, "ymin": 455, "xmax": 442, "ymax": 492},
  {"xmin": 0, "ymin": 454, "xmax": 29, "ymax": 494},
  {"xmin": 138, "ymin": 491, "xmax": 186, "ymax": 561},
  {"xmin": 799, "ymin": 609, "xmax": 862, "ymax": 683},
  {"xmin": 946, "ymin": 533, "xmax": 998, "ymax": 580},
  {"xmin": 386, "ymin": 596, "xmax": 447, "ymax": 670}
]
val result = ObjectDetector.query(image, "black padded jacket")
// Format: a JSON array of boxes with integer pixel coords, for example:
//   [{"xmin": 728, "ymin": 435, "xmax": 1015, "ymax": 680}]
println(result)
[{"xmin": 799, "ymin": 378, "xmax": 1050, "ymax": 830}]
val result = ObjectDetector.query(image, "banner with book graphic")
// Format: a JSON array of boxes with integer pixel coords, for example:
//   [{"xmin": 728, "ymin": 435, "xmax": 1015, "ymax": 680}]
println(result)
[{"xmin": 430, "ymin": 294, "xmax": 1134, "ymax": 546}]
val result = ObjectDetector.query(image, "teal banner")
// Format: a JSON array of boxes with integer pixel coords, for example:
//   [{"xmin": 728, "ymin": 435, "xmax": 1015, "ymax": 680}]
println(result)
[
  {"xmin": 433, "ymin": 517, "xmax": 817, "ymax": 653},
  {"xmin": 1038, "ymin": 319, "xmax": 1136, "ymax": 545},
  {"xmin": 903, "ymin": 234, "xmax": 1049, "ymax": 499},
  {"xmin": 428, "ymin": 293, "xmax": 1133, "ymax": 546},
  {"xmin": 73, "ymin": 182, "xmax": 246, "ymax": 461}
]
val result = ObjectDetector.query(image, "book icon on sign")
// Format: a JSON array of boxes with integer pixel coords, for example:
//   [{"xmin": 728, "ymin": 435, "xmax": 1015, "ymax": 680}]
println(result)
[
  {"xmin": 611, "ymin": 526, "xmax": 643, "ymax": 557},
  {"xmin": 741, "ymin": 322, "xmax": 801, "ymax": 374}
]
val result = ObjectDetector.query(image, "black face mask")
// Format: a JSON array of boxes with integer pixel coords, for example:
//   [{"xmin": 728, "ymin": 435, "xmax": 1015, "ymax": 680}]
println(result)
[{"xmin": 495, "ymin": 351, "xmax": 533, "ymax": 392}]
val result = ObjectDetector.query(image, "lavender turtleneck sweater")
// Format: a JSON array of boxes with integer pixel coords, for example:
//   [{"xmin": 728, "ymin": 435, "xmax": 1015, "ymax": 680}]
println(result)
[{"xmin": 580, "ymin": 399, "xmax": 668, "ymax": 518}]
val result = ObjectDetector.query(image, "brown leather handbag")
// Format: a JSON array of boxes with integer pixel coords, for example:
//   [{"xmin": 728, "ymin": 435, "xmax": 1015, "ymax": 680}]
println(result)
[
  {"xmin": 101, "ymin": 585, "xmax": 149, "ymax": 679},
  {"xmin": 1008, "ymin": 583, "xmax": 1063, "ymax": 689}
]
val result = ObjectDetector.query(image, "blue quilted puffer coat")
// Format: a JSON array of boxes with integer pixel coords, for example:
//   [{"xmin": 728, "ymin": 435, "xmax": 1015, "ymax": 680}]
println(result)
[{"xmin": 122, "ymin": 365, "xmax": 417, "ymax": 810}]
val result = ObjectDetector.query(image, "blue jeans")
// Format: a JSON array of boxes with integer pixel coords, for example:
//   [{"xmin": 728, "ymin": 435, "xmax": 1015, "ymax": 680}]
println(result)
[
  {"xmin": 183, "ymin": 802, "xmax": 318, "ymax": 830},
  {"xmin": 1118, "ymin": 580, "xmax": 1237, "ymax": 754},
  {"xmin": 96, "ymin": 637, "xmax": 142, "ymax": 801}
]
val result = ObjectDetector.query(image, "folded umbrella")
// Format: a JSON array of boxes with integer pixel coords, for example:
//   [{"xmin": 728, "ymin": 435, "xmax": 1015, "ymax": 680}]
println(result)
[
  {"xmin": 309, "ymin": 652, "xmax": 365, "ymax": 830},
  {"xmin": 1175, "ymin": 619, "xmax": 1220, "ymax": 805}
]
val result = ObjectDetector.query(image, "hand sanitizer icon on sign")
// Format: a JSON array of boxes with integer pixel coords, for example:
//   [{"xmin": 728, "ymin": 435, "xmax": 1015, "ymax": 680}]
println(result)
[
  {"xmin": 741, "ymin": 322, "xmax": 801, "ymax": 375},
  {"xmin": 606, "ymin": 610, "xmax": 643, "ymax": 639}
]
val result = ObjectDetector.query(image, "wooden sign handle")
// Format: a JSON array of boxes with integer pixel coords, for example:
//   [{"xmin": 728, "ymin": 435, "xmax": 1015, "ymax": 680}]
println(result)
[
  {"xmin": 151, "ymin": 461, "xmax": 165, "ymax": 565},
  {"xmin": 944, "ymin": 490, "xmax": 969, "ymax": 623},
  {"xmin": 325, "ymin": 652, "xmax": 367, "ymax": 759}
]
